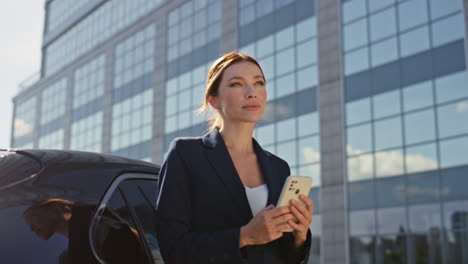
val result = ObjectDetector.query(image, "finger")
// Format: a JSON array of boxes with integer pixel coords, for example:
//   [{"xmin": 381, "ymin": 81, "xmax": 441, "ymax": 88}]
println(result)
[
  {"xmin": 290, "ymin": 199, "xmax": 311, "ymax": 219},
  {"xmin": 264, "ymin": 206, "xmax": 291, "ymax": 218},
  {"xmin": 288, "ymin": 219, "xmax": 306, "ymax": 232},
  {"xmin": 290, "ymin": 205, "xmax": 312, "ymax": 225},
  {"xmin": 299, "ymin": 195, "xmax": 314, "ymax": 212},
  {"xmin": 268, "ymin": 212, "xmax": 294, "ymax": 227}
]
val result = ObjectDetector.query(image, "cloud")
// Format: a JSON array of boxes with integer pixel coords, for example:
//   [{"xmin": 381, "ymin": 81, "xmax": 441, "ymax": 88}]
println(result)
[
  {"xmin": 13, "ymin": 119, "xmax": 32, "ymax": 137},
  {"xmin": 302, "ymin": 145, "xmax": 320, "ymax": 164},
  {"xmin": 456, "ymin": 101, "xmax": 468, "ymax": 113},
  {"xmin": 347, "ymin": 146, "xmax": 438, "ymax": 180}
]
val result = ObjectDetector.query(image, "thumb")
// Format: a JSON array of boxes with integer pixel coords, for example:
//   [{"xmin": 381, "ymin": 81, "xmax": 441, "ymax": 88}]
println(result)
[{"xmin": 263, "ymin": 204, "xmax": 275, "ymax": 211}]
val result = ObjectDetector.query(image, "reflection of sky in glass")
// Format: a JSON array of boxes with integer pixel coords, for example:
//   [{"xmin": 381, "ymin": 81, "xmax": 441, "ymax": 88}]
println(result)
[
  {"xmin": 406, "ymin": 143, "xmax": 438, "ymax": 173},
  {"xmin": 348, "ymin": 154, "xmax": 373, "ymax": 181},
  {"xmin": 375, "ymin": 149, "xmax": 404, "ymax": 177},
  {"xmin": 346, "ymin": 98, "xmax": 371, "ymax": 125},
  {"xmin": 403, "ymin": 80, "xmax": 433, "ymax": 112},
  {"xmin": 374, "ymin": 117, "xmax": 402, "ymax": 150},
  {"xmin": 438, "ymin": 100, "xmax": 468, "ymax": 138},
  {"xmin": 404, "ymin": 109, "xmax": 436, "ymax": 145},
  {"xmin": 409, "ymin": 203, "xmax": 441, "ymax": 233},
  {"xmin": 373, "ymin": 90, "xmax": 400, "ymax": 119},
  {"xmin": 350, "ymin": 209, "xmax": 376, "ymax": 235},
  {"xmin": 435, "ymin": 71, "xmax": 468, "ymax": 104},
  {"xmin": 440, "ymin": 136, "xmax": 468, "ymax": 168},
  {"xmin": 377, "ymin": 207, "xmax": 407, "ymax": 235},
  {"xmin": 347, "ymin": 124, "xmax": 372, "ymax": 155}
]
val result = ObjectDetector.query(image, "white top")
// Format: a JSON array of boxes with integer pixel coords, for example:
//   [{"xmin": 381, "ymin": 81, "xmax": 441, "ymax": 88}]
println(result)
[{"xmin": 244, "ymin": 184, "xmax": 269, "ymax": 216}]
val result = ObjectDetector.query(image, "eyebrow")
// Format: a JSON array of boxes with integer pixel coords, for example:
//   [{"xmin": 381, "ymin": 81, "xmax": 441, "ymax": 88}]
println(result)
[{"xmin": 227, "ymin": 75, "xmax": 265, "ymax": 81}]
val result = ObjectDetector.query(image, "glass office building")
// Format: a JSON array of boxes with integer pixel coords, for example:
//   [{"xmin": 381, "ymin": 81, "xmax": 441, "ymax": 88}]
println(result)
[{"xmin": 11, "ymin": 0, "xmax": 468, "ymax": 263}]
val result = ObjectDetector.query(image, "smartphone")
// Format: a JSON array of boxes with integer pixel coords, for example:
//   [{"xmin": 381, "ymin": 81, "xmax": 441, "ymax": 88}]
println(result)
[{"xmin": 276, "ymin": 176, "xmax": 313, "ymax": 232}]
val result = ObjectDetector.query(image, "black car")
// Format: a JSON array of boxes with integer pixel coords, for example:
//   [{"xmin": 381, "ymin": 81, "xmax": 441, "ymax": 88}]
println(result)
[{"xmin": 0, "ymin": 149, "xmax": 164, "ymax": 264}]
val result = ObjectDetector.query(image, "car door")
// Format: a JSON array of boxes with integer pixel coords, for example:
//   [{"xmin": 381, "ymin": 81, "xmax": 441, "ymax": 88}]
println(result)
[{"xmin": 91, "ymin": 173, "xmax": 163, "ymax": 264}]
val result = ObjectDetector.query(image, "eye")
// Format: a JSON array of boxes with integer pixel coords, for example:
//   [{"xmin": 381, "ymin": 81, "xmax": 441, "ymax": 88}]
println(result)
[
  {"xmin": 255, "ymin": 80, "xmax": 265, "ymax": 86},
  {"xmin": 229, "ymin": 82, "xmax": 242, "ymax": 87}
]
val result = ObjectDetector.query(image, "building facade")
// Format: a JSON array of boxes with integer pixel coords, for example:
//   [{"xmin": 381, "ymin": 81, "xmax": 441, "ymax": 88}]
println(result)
[{"xmin": 11, "ymin": 0, "xmax": 468, "ymax": 263}]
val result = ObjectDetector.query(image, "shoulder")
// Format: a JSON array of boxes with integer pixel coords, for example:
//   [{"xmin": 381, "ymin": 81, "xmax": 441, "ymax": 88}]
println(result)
[{"xmin": 167, "ymin": 136, "xmax": 203, "ymax": 152}]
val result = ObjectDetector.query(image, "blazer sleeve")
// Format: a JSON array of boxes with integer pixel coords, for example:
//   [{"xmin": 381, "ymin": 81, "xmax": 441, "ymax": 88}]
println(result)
[
  {"xmin": 155, "ymin": 139, "xmax": 245, "ymax": 264},
  {"xmin": 277, "ymin": 159, "xmax": 312, "ymax": 264}
]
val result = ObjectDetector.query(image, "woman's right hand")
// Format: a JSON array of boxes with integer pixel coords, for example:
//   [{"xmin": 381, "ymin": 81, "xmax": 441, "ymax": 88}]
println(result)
[{"xmin": 239, "ymin": 205, "xmax": 293, "ymax": 247}]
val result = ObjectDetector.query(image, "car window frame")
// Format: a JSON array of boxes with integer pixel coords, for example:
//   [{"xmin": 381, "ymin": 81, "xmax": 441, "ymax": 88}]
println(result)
[{"xmin": 89, "ymin": 172, "xmax": 160, "ymax": 264}]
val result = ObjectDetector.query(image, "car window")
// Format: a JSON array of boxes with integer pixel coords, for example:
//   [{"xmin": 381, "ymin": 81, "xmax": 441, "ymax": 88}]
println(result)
[
  {"xmin": 93, "ymin": 187, "xmax": 150, "ymax": 264},
  {"xmin": 120, "ymin": 179, "xmax": 163, "ymax": 263}
]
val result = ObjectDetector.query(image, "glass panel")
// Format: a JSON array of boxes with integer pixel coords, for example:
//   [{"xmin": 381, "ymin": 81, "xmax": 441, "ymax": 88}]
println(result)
[
  {"xmin": 377, "ymin": 207, "xmax": 407, "ymax": 235},
  {"xmin": 298, "ymin": 135, "xmax": 320, "ymax": 164},
  {"xmin": 410, "ymin": 232, "xmax": 443, "ymax": 264},
  {"xmin": 350, "ymin": 236, "xmax": 376, "ymax": 264},
  {"xmin": 404, "ymin": 109, "xmax": 436, "ymax": 145},
  {"xmin": 277, "ymin": 118, "xmax": 296, "ymax": 142},
  {"xmin": 431, "ymin": 13, "xmax": 465, "ymax": 47},
  {"xmin": 441, "ymin": 165, "xmax": 468, "ymax": 201},
  {"xmin": 402, "ymin": 80, "xmax": 433, "ymax": 112},
  {"xmin": 437, "ymin": 100, "xmax": 468, "ymax": 138},
  {"xmin": 373, "ymin": 90, "xmax": 401, "ymax": 119},
  {"xmin": 407, "ymin": 170, "xmax": 439, "ymax": 204},
  {"xmin": 369, "ymin": 0, "xmax": 395, "ymax": 12},
  {"xmin": 296, "ymin": 17, "xmax": 316, "ymax": 42},
  {"xmin": 350, "ymin": 210, "xmax": 376, "ymax": 235},
  {"xmin": 347, "ymin": 123, "xmax": 372, "ymax": 155},
  {"xmin": 429, "ymin": 0, "xmax": 463, "ymax": 19},
  {"xmin": 398, "ymin": 0, "xmax": 428, "ymax": 31},
  {"xmin": 400, "ymin": 25, "xmax": 430, "ymax": 57},
  {"xmin": 298, "ymin": 112, "xmax": 319, "ymax": 137},
  {"xmin": 376, "ymin": 176, "xmax": 406, "ymax": 208},
  {"xmin": 406, "ymin": 143, "xmax": 438, "ymax": 174},
  {"xmin": 375, "ymin": 149, "xmax": 404, "ymax": 177},
  {"xmin": 346, "ymin": 98, "xmax": 371, "ymax": 125},
  {"xmin": 297, "ymin": 65, "xmax": 317, "ymax": 91},
  {"xmin": 443, "ymin": 200, "xmax": 468, "ymax": 230},
  {"xmin": 379, "ymin": 234, "xmax": 407, "ymax": 264},
  {"xmin": 256, "ymin": 36, "xmax": 274, "ymax": 58},
  {"xmin": 409, "ymin": 203, "xmax": 442, "ymax": 233},
  {"xmin": 369, "ymin": 7, "xmax": 397, "ymax": 42},
  {"xmin": 370, "ymin": 37, "xmax": 398, "ymax": 67},
  {"xmin": 277, "ymin": 140, "xmax": 297, "ymax": 166},
  {"xmin": 345, "ymin": 47, "xmax": 369, "ymax": 75},
  {"xmin": 445, "ymin": 230, "xmax": 468, "ymax": 264},
  {"xmin": 299, "ymin": 164, "xmax": 321, "ymax": 187},
  {"xmin": 374, "ymin": 117, "xmax": 403, "ymax": 150},
  {"xmin": 348, "ymin": 178, "xmax": 374, "ymax": 211},
  {"xmin": 342, "ymin": 0, "xmax": 367, "ymax": 23},
  {"xmin": 343, "ymin": 18, "xmax": 368, "ymax": 51},
  {"xmin": 275, "ymin": 73, "xmax": 295, "ymax": 98},
  {"xmin": 435, "ymin": 71, "xmax": 468, "ymax": 104},
  {"xmin": 440, "ymin": 136, "xmax": 468, "ymax": 168},
  {"xmin": 348, "ymin": 154, "xmax": 374, "ymax": 181},
  {"xmin": 296, "ymin": 38, "xmax": 317, "ymax": 68},
  {"xmin": 275, "ymin": 47, "xmax": 295, "ymax": 76},
  {"xmin": 275, "ymin": 26, "xmax": 294, "ymax": 50}
]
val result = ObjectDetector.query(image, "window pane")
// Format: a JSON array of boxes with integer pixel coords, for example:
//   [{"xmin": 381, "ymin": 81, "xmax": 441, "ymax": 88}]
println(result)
[
  {"xmin": 256, "ymin": 36, "xmax": 274, "ymax": 58},
  {"xmin": 375, "ymin": 149, "xmax": 404, "ymax": 177},
  {"xmin": 431, "ymin": 13, "xmax": 465, "ymax": 47},
  {"xmin": 370, "ymin": 37, "xmax": 398, "ymax": 67},
  {"xmin": 275, "ymin": 26, "xmax": 294, "ymax": 50},
  {"xmin": 373, "ymin": 89, "xmax": 401, "ymax": 119},
  {"xmin": 298, "ymin": 135, "xmax": 320, "ymax": 164},
  {"xmin": 346, "ymin": 98, "xmax": 371, "ymax": 125},
  {"xmin": 345, "ymin": 47, "xmax": 369, "ymax": 75},
  {"xmin": 376, "ymin": 176, "xmax": 406, "ymax": 207},
  {"xmin": 407, "ymin": 170, "xmax": 440, "ymax": 204},
  {"xmin": 404, "ymin": 109, "xmax": 436, "ymax": 145},
  {"xmin": 277, "ymin": 118, "xmax": 296, "ymax": 142},
  {"xmin": 342, "ymin": 0, "xmax": 367, "ymax": 23},
  {"xmin": 296, "ymin": 17, "xmax": 316, "ymax": 42},
  {"xmin": 347, "ymin": 123, "xmax": 372, "ymax": 155},
  {"xmin": 402, "ymin": 80, "xmax": 433, "ymax": 112},
  {"xmin": 350, "ymin": 236, "xmax": 377, "ymax": 264},
  {"xmin": 443, "ymin": 200, "xmax": 468, "ymax": 230},
  {"xmin": 349, "ymin": 180, "xmax": 376, "ymax": 209},
  {"xmin": 277, "ymin": 140, "xmax": 297, "ymax": 166},
  {"xmin": 297, "ymin": 65, "xmax": 317, "ymax": 90},
  {"xmin": 275, "ymin": 47, "xmax": 295, "ymax": 75},
  {"xmin": 441, "ymin": 165, "xmax": 468, "ymax": 201},
  {"xmin": 348, "ymin": 154, "xmax": 374, "ymax": 181},
  {"xmin": 440, "ymin": 136, "xmax": 468, "ymax": 168},
  {"xmin": 298, "ymin": 112, "xmax": 319, "ymax": 136},
  {"xmin": 350, "ymin": 210, "xmax": 376, "ymax": 236},
  {"xmin": 398, "ymin": 0, "xmax": 428, "ymax": 31},
  {"xmin": 343, "ymin": 18, "xmax": 368, "ymax": 51},
  {"xmin": 437, "ymin": 100, "xmax": 468, "ymax": 138},
  {"xmin": 445, "ymin": 230, "xmax": 468, "ymax": 264},
  {"xmin": 410, "ymin": 232, "xmax": 443, "ymax": 264},
  {"xmin": 429, "ymin": 0, "xmax": 463, "ymax": 19},
  {"xmin": 375, "ymin": 117, "xmax": 403, "ymax": 150},
  {"xmin": 406, "ymin": 143, "xmax": 438, "ymax": 174},
  {"xmin": 369, "ymin": 7, "xmax": 397, "ymax": 42},
  {"xmin": 299, "ymin": 164, "xmax": 321, "ymax": 187},
  {"xmin": 369, "ymin": 0, "xmax": 395, "ymax": 12},
  {"xmin": 379, "ymin": 234, "xmax": 407, "ymax": 264},
  {"xmin": 275, "ymin": 73, "xmax": 295, "ymax": 98},
  {"xmin": 296, "ymin": 38, "xmax": 317, "ymax": 68},
  {"xmin": 435, "ymin": 71, "xmax": 468, "ymax": 104},
  {"xmin": 409, "ymin": 203, "xmax": 442, "ymax": 233},
  {"xmin": 377, "ymin": 207, "xmax": 407, "ymax": 234},
  {"xmin": 400, "ymin": 25, "xmax": 430, "ymax": 57}
]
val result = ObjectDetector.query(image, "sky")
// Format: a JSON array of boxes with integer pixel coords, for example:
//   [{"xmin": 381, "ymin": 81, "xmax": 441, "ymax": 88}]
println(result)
[{"xmin": 0, "ymin": 1, "xmax": 44, "ymax": 148}]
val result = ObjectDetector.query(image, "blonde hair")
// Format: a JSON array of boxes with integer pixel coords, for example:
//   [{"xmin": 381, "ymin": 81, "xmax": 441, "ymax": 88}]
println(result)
[
  {"xmin": 23, "ymin": 198, "xmax": 73, "ymax": 219},
  {"xmin": 198, "ymin": 52, "xmax": 265, "ymax": 131}
]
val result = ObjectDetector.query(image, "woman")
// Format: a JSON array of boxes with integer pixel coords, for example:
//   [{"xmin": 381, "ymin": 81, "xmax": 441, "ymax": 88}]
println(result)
[{"xmin": 155, "ymin": 52, "xmax": 313, "ymax": 263}]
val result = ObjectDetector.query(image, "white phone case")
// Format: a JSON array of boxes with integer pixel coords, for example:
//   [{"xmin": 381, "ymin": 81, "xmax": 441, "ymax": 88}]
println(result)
[{"xmin": 276, "ymin": 176, "xmax": 313, "ymax": 232}]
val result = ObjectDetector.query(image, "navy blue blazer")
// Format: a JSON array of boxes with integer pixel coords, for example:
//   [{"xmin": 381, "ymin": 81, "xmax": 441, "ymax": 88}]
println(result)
[{"xmin": 155, "ymin": 128, "xmax": 311, "ymax": 264}]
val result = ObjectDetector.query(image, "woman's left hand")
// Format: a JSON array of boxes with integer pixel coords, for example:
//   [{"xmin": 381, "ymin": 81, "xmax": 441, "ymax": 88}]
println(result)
[{"xmin": 288, "ymin": 195, "xmax": 314, "ymax": 248}]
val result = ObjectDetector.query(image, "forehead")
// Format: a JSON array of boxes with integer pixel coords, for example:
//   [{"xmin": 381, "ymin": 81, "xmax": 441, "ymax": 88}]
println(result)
[{"xmin": 222, "ymin": 61, "xmax": 263, "ymax": 79}]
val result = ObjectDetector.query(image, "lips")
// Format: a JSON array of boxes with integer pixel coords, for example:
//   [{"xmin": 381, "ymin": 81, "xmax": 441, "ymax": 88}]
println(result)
[{"xmin": 242, "ymin": 104, "xmax": 260, "ymax": 110}]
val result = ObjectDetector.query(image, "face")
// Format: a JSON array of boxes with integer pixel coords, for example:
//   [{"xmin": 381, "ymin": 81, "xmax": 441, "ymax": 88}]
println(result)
[
  {"xmin": 210, "ymin": 61, "xmax": 267, "ymax": 125},
  {"xmin": 24, "ymin": 211, "xmax": 58, "ymax": 240}
]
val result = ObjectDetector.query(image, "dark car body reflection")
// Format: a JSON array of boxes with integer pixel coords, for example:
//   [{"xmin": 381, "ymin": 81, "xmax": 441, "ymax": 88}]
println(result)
[{"xmin": 0, "ymin": 149, "xmax": 163, "ymax": 264}]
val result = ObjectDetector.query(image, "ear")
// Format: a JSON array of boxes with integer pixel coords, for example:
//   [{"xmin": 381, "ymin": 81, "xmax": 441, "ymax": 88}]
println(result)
[{"xmin": 208, "ymin": 95, "xmax": 219, "ymax": 109}]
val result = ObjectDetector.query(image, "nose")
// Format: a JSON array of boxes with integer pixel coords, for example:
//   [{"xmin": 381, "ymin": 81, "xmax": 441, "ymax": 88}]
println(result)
[{"xmin": 245, "ymin": 85, "xmax": 257, "ymax": 99}]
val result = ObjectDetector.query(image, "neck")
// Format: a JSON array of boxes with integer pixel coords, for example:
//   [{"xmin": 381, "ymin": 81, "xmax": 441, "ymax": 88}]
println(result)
[
  {"xmin": 56, "ymin": 212, "xmax": 72, "ymax": 238},
  {"xmin": 219, "ymin": 122, "xmax": 255, "ymax": 153}
]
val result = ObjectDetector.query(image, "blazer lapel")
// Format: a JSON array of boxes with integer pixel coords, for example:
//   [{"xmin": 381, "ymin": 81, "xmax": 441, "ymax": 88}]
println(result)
[
  {"xmin": 202, "ymin": 129, "xmax": 253, "ymax": 222},
  {"xmin": 253, "ymin": 139, "xmax": 283, "ymax": 206}
]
